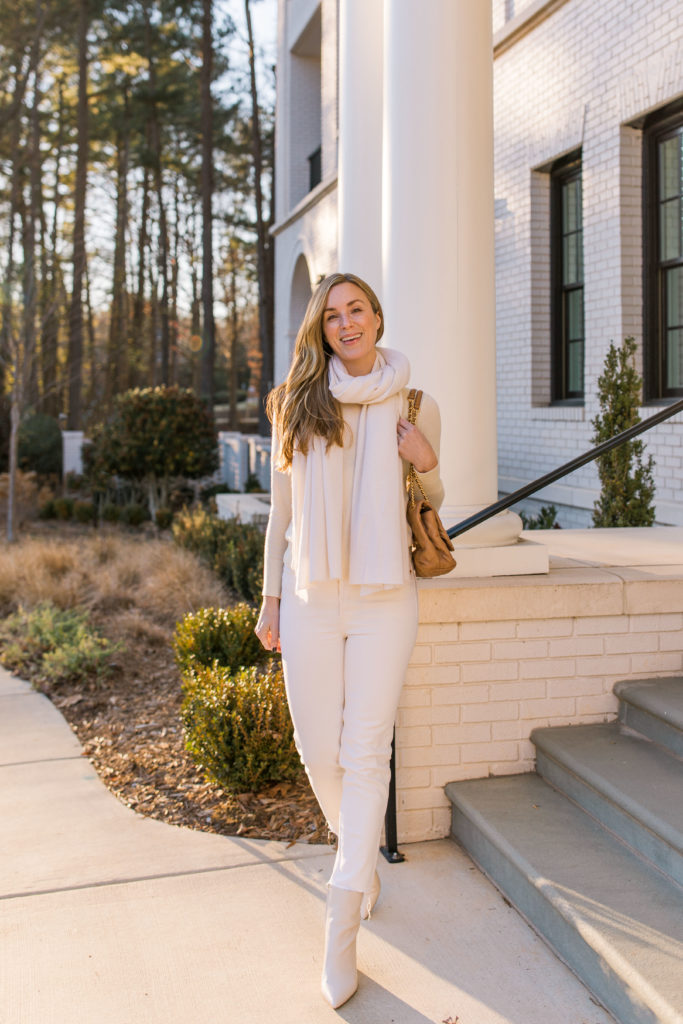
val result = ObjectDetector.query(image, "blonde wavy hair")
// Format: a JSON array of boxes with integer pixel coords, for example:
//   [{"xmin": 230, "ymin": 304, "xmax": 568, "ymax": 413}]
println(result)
[{"xmin": 266, "ymin": 272, "xmax": 385, "ymax": 469}]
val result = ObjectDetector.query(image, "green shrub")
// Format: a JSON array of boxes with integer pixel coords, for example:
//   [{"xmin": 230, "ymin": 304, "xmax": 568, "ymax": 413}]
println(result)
[
  {"xmin": 173, "ymin": 603, "xmax": 269, "ymax": 675},
  {"xmin": 73, "ymin": 500, "xmax": 96, "ymax": 524},
  {"xmin": 38, "ymin": 499, "xmax": 57, "ymax": 520},
  {"xmin": 244, "ymin": 472, "xmax": 265, "ymax": 493},
  {"xmin": 155, "ymin": 506, "xmax": 173, "ymax": 530},
  {"xmin": 120, "ymin": 502, "xmax": 150, "ymax": 526},
  {"xmin": 519, "ymin": 504, "xmax": 559, "ymax": 530},
  {"xmin": 225, "ymin": 523, "xmax": 264, "ymax": 604},
  {"xmin": 181, "ymin": 662, "xmax": 301, "ymax": 792},
  {"xmin": 100, "ymin": 502, "xmax": 121, "ymax": 523},
  {"xmin": 53, "ymin": 497, "xmax": 73, "ymax": 521},
  {"xmin": 172, "ymin": 506, "xmax": 264, "ymax": 604},
  {"xmin": 18, "ymin": 413, "xmax": 62, "ymax": 477},
  {"xmin": 0, "ymin": 602, "xmax": 122, "ymax": 685},
  {"xmin": 592, "ymin": 337, "xmax": 656, "ymax": 527},
  {"xmin": 85, "ymin": 385, "xmax": 218, "ymax": 519}
]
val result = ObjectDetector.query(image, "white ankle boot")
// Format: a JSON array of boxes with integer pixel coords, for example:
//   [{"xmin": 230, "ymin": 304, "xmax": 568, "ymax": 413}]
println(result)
[
  {"xmin": 321, "ymin": 886, "xmax": 363, "ymax": 1008},
  {"xmin": 361, "ymin": 870, "xmax": 381, "ymax": 920}
]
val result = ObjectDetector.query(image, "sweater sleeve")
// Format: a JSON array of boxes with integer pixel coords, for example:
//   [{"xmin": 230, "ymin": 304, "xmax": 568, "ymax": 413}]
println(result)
[
  {"xmin": 261, "ymin": 424, "xmax": 292, "ymax": 599},
  {"xmin": 403, "ymin": 391, "xmax": 445, "ymax": 512}
]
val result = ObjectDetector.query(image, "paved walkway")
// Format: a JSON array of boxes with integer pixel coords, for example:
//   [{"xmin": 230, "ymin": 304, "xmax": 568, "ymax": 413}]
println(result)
[{"xmin": 0, "ymin": 666, "xmax": 614, "ymax": 1024}]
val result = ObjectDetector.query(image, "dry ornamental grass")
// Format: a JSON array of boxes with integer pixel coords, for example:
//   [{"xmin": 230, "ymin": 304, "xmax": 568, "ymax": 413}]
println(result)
[{"xmin": 0, "ymin": 530, "xmax": 328, "ymax": 845}]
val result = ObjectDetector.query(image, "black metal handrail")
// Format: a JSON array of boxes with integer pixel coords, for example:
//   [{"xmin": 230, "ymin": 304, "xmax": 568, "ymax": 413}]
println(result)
[{"xmin": 382, "ymin": 395, "xmax": 683, "ymax": 863}]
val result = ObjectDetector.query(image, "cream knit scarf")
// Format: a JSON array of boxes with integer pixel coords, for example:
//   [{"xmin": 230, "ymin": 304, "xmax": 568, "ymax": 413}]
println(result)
[{"xmin": 290, "ymin": 346, "xmax": 411, "ymax": 594}]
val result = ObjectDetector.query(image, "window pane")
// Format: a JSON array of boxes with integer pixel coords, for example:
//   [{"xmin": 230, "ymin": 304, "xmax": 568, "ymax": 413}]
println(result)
[
  {"xmin": 563, "ymin": 232, "xmax": 582, "ymax": 284},
  {"xmin": 659, "ymin": 134, "xmax": 683, "ymax": 201},
  {"xmin": 666, "ymin": 265, "xmax": 683, "ymax": 328},
  {"xmin": 566, "ymin": 288, "xmax": 584, "ymax": 341},
  {"xmin": 666, "ymin": 328, "xmax": 683, "ymax": 389},
  {"xmin": 568, "ymin": 339, "xmax": 584, "ymax": 394},
  {"xmin": 660, "ymin": 198, "xmax": 682, "ymax": 261},
  {"xmin": 562, "ymin": 177, "xmax": 581, "ymax": 233}
]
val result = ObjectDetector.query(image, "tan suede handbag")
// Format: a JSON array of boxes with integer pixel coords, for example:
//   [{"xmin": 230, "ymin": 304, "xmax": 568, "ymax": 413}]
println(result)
[{"xmin": 406, "ymin": 389, "xmax": 457, "ymax": 578}]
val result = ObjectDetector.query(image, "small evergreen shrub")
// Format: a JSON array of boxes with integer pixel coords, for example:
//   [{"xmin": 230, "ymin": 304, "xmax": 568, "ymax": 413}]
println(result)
[
  {"xmin": 173, "ymin": 603, "xmax": 269, "ymax": 675},
  {"xmin": 155, "ymin": 506, "xmax": 173, "ymax": 530},
  {"xmin": 18, "ymin": 413, "xmax": 62, "ymax": 478},
  {"xmin": 520, "ymin": 504, "xmax": 560, "ymax": 530},
  {"xmin": 0, "ymin": 602, "xmax": 122, "ymax": 685},
  {"xmin": 101, "ymin": 502, "xmax": 121, "ymax": 523},
  {"xmin": 225, "ymin": 523, "xmax": 265, "ymax": 604},
  {"xmin": 39, "ymin": 499, "xmax": 57, "ymax": 520},
  {"xmin": 53, "ymin": 497, "xmax": 74, "ymax": 521},
  {"xmin": 181, "ymin": 662, "xmax": 301, "ymax": 792},
  {"xmin": 73, "ymin": 500, "xmax": 96, "ymax": 524},
  {"xmin": 172, "ymin": 506, "xmax": 264, "ymax": 604},
  {"xmin": 592, "ymin": 337, "xmax": 656, "ymax": 527},
  {"xmin": 244, "ymin": 472, "xmax": 265, "ymax": 493},
  {"xmin": 120, "ymin": 503, "xmax": 150, "ymax": 526}
]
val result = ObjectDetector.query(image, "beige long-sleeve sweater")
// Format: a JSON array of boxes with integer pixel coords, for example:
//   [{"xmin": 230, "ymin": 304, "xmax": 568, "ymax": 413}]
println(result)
[{"xmin": 262, "ymin": 389, "xmax": 445, "ymax": 598}]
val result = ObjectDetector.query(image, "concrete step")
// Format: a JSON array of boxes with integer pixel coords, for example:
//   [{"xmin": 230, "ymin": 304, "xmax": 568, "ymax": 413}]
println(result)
[
  {"xmin": 446, "ymin": 774, "xmax": 683, "ymax": 1024},
  {"xmin": 532, "ymin": 722, "xmax": 683, "ymax": 887},
  {"xmin": 615, "ymin": 678, "xmax": 683, "ymax": 759}
]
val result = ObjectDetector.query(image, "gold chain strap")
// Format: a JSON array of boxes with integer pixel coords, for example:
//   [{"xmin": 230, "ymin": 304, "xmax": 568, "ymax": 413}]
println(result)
[{"xmin": 407, "ymin": 389, "xmax": 429, "ymax": 509}]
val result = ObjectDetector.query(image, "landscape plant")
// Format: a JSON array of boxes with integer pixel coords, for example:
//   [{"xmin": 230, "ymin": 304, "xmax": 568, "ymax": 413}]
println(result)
[
  {"xmin": 85, "ymin": 386, "xmax": 219, "ymax": 520},
  {"xmin": 592, "ymin": 337, "xmax": 656, "ymax": 527},
  {"xmin": 0, "ymin": 602, "xmax": 122, "ymax": 685},
  {"xmin": 172, "ymin": 505, "xmax": 264, "ymax": 604},
  {"xmin": 181, "ymin": 662, "xmax": 300, "ymax": 793},
  {"xmin": 173, "ymin": 603, "xmax": 268, "ymax": 675}
]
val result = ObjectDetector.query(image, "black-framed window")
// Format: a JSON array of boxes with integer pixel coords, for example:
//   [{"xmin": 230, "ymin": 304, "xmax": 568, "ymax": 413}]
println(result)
[
  {"xmin": 551, "ymin": 152, "xmax": 584, "ymax": 402},
  {"xmin": 644, "ymin": 101, "xmax": 683, "ymax": 400}
]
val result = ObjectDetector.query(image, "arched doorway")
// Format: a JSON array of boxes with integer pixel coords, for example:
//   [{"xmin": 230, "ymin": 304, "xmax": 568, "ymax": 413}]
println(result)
[{"xmin": 289, "ymin": 254, "xmax": 313, "ymax": 360}]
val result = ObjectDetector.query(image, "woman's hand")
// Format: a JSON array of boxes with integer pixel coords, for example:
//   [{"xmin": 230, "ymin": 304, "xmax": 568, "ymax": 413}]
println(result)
[
  {"xmin": 255, "ymin": 596, "xmax": 282, "ymax": 653},
  {"xmin": 397, "ymin": 417, "xmax": 438, "ymax": 473}
]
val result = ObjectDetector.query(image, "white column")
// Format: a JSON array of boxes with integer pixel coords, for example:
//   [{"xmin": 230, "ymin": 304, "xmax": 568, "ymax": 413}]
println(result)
[
  {"xmin": 337, "ymin": 0, "xmax": 383, "ymax": 289},
  {"xmin": 382, "ymin": 1, "xmax": 540, "ymax": 571}
]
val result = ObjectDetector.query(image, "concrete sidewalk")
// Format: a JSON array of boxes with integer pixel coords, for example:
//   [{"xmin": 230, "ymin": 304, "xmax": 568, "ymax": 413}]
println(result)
[{"xmin": 0, "ymin": 666, "xmax": 614, "ymax": 1024}]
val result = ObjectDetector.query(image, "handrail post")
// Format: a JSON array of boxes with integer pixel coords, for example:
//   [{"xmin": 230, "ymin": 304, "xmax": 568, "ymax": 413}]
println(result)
[{"xmin": 381, "ymin": 727, "xmax": 405, "ymax": 863}]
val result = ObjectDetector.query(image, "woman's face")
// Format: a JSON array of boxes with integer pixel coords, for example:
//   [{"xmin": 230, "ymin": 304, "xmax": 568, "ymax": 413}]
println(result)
[{"xmin": 322, "ymin": 282, "xmax": 382, "ymax": 376}]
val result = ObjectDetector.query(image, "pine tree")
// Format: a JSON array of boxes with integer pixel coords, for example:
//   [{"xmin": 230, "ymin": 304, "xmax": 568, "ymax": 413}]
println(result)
[{"xmin": 591, "ymin": 336, "xmax": 656, "ymax": 527}]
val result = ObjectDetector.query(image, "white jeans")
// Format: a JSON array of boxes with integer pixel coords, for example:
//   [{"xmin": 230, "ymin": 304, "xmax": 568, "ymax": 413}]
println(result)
[{"xmin": 279, "ymin": 565, "xmax": 418, "ymax": 894}]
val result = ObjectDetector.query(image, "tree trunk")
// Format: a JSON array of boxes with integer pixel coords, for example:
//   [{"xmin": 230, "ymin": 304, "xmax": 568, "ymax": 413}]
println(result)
[
  {"xmin": 7, "ymin": 396, "xmax": 20, "ymax": 542},
  {"xmin": 144, "ymin": 5, "xmax": 170, "ymax": 385},
  {"xmin": 244, "ymin": 0, "xmax": 274, "ymax": 435},
  {"xmin": 228, "ymin": 244, "xmax": 239, "ymax": 430},
  {"xmin": 199, "ymin": 0, "xmax": 215, "ymax": 407},
  {"xmin": 42, "ymin": 77, "xmax": 65, "ymax": 416},
  {"xmin": 170, "ymin": 171, "xmax": 179, "ymax": 384},
  {"xmin": 107, "ymin": 91, "xmax": 130, "ymax": 408},
  {"xmin": 132, "ymin": 166, "xmax": 150, "ymax": 390},
  {"xmin": 67, "ymin": 0, "xmax": 89, "ymax": 429}
]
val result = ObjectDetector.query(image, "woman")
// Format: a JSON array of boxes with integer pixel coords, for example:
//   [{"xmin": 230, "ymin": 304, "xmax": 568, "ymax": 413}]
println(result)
[{"xmin": 255, "ymin": 272, "xmax": 444, "ymax": 1008}]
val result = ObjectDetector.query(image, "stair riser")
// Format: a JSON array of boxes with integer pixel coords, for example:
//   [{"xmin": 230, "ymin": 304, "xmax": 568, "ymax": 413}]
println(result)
[
  {"xmin": 535, "ymin": 750, "xmax": 683, "ymax": 889},
  {"xmin": 450, "ymin": 805, "xmax": 665, "ymax": 1024},
  {"xmin": 619, "ymin": 703, "xmax": 683, "ymax": 760}
]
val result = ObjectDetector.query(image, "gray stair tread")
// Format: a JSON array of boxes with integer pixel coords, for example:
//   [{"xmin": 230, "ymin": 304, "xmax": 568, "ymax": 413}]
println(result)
[
  {"xmin": 532, "ymin": 722, "xmax": 683, "ymax": 850},
  {"xmin": 615, "ymin": 678, "xmax": 683, "ymax": 733},
  {"xmin": 446, "ymin": 774, "xmax": 683, "ymax": 1014}
]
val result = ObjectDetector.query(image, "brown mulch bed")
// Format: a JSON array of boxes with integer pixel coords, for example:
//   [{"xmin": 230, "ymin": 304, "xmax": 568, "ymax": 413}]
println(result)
[{"xmin": 34, "ymin": 615, "xmax": 330, "ymax": 847}]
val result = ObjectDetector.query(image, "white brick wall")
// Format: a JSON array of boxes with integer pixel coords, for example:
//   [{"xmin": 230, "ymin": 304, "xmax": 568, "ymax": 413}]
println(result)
[
  {"xmin": 495, "ymin": 0, "xmax": 683, "ymax": 527},
  {"xmin": 396, "ymin": 569, "xmax": 683, "ymax": 843}
]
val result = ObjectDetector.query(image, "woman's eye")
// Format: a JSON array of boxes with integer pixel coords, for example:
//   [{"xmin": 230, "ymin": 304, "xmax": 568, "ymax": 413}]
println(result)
[{"xmin": 327, "ymin": 313, "xmax": 338, "ymax": 321}]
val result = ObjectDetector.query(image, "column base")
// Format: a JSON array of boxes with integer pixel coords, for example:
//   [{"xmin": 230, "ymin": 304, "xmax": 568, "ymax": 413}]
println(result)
[
  {"xmin": 436, "ymin": 507, "xmax": 548, "ymax": 577},
  {"xmin": 441, "ymin": 506, "xmax": 523, "ymax": 547},
  {"xmin": 436, "ymin": 538, "xmax": 549, "ymax": 579}
]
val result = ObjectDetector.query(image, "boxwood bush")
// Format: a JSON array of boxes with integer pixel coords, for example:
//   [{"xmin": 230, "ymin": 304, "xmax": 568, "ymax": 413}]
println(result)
[
  {"xmin": 181, "ymin": 662, "xmax": 300, "ymax": 793},
  {"xmin": 172, "ymin": 506, "xmax": 264, "ymax": 604},
  {"xmin": 173, "ymin": 603, "xmax": 269, "ymax": 675}
]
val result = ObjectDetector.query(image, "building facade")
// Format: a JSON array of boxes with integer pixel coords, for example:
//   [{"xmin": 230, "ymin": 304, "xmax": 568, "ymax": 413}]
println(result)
[{"xmin": 273, "ymin": 0, "xmax": 683, "ymax": 529}]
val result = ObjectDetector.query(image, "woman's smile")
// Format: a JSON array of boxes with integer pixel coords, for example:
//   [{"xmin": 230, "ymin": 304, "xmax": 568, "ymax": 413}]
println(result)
[{"xmin": 323, "ymin": 282, "xmax": 382, "ymax": 375}]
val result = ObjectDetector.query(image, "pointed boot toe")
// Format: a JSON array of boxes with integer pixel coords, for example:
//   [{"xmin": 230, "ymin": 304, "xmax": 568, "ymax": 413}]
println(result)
[
  {"xmin": 321, "ymin": 886, "xmax": 363, "ymax": 1008},
  {"xmin": 361, "ymin": 870, "xmax": 381, "ymax": 920}
]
